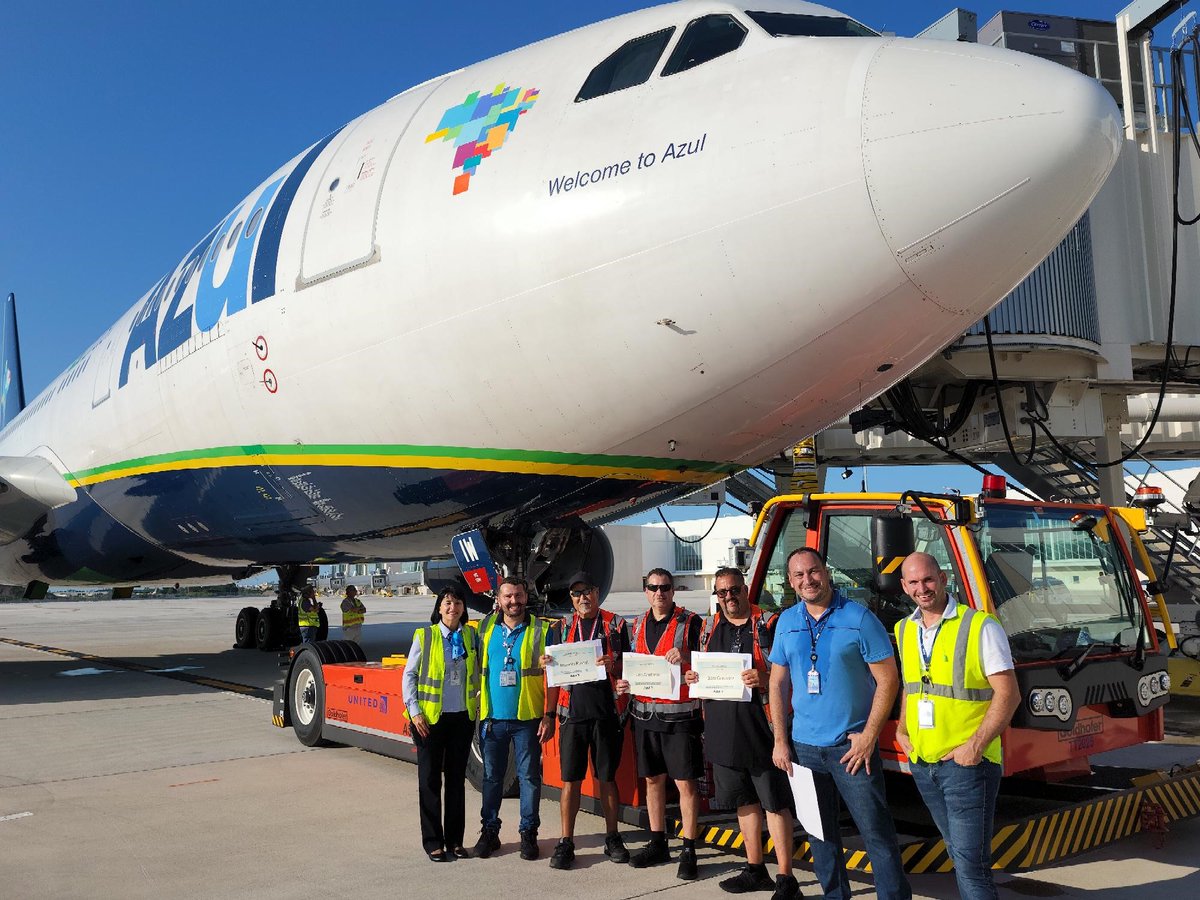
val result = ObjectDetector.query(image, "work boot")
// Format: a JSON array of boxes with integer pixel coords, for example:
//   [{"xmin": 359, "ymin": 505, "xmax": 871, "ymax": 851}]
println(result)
[
  {"xmin": 519, "ymin": 829, "xmax": 540, "ymax": 860},
  {"xmin": 677, "ymin": 845, "xmax": 698, "ymax": 880},
  {"xmin": 549, "ymin": 837, "xmax": 575, "ymax": 870},
  {"xmin": 628, "ymin": 837, "xmax": 671, "ymax": 868},
  {"xmin": 720, "ymin": 862, "xmax": 774, "ymax": 893},
  {"xmin": 472, "ymin": 826, "xmax": 500, "ymax": 859},
  {"xmin": 603, "ymin": 832, "xmax": 630, "ymax": 863},
  {"xmin": 771, "ymin": 873, "xmax": 802, "ymax": 900}
]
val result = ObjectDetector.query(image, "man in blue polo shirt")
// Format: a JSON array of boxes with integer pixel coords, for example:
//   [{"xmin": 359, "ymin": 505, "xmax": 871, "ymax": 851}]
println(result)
[{"xmin": 768, "ymin": 548, "xmax": 911, "ymax": 900}]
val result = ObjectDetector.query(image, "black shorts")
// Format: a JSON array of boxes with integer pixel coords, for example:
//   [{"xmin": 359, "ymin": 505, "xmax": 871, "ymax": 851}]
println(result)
[
  {"xmin": 634, "ymin": 724, "xmax": 704, "ymax": 781},
  {"xmin": 711, "ymin": 760, "xmax": 795, "ymax": 814},
  {"xmin": 559, "ymin": 717, "xmax": 624, "ymax": 782}
]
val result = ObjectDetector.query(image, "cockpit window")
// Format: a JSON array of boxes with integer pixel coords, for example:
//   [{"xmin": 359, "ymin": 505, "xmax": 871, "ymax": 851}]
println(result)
[
  {"xmin": 662, "ymin": 14, "xmax": 747, "ymax": 77},
  {"xmin": 745, "ymin": 10, "xmax": 878, "ymax": 37},
  {"xmin": 576, "ymin": 28, "xmax": 676, "ymax": 102}
]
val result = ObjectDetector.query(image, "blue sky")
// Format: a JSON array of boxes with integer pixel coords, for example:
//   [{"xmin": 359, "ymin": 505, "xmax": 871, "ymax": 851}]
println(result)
[{"xmin": 0, "ymin": 1, "xmax": 1159, "ymax": 502}]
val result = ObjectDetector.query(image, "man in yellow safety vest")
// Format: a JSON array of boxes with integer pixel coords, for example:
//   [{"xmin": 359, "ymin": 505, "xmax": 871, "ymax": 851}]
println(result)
[
  {"xmin": 297, "ymin": 585, "xmax": 321, "ymax": 643},
  {"xmin": 341, "ymin": 584, "xmax": 366, "ymax": 644},
  {"xmin": 896, "ymin": 552, "xmax": 1021, "ymax": 900}
]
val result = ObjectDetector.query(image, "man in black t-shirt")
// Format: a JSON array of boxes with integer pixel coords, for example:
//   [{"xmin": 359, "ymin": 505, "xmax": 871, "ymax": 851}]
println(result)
[
  {"xmin": 688, "ymin": 567, "xmax": 799, "ymax": 900},
  {"xmin": 542, "ymin": 572, "xmax": 631, "ymax": 871}
]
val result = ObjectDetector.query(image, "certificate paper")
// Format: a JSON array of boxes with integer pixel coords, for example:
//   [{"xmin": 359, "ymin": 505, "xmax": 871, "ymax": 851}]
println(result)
[
  {"xmin": 787, "ymin": 764, "xmax": 826, "ymax": 842},
  {"xmin": 689, "ymin": 651, "xmax": 752, "ymax": 701},
  {"xmin": 622, "ymin": 652, "xmax": 680, "ymax": 700},
  {"xmin": 544, "ymin": 639, "xmax": 606, "ymax": 688}
]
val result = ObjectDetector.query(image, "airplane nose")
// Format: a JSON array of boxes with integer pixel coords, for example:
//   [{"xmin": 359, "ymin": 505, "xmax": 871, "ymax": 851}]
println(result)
[{"xmin": 862, "ymin": 39, "xmax": 1122, "ymax": 315}]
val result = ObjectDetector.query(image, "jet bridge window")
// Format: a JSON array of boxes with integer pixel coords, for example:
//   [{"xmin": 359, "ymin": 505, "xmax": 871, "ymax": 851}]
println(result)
[
  {"xmin": 576, "ymin": 27, "xmax": 675, "ymax": 102},
  {"xmin": 745, "ymin": 10, "xmax": 878, "ymax": 37},
  {"xmin": 661, "ymin": 14, "xmax": 747, "ymax": 77}
]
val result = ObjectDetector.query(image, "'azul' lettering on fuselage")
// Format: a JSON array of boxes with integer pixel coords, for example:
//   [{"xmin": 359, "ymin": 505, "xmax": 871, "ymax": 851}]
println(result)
[{"xmin": 119, "ymin": 127, "xmax": 344, "ymax": 389}]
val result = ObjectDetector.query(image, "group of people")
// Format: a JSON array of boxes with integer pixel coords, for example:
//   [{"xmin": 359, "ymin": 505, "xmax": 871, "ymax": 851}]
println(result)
[
  {"xmin": 399, "ymin": 551, "xmax": 1021, "ymax": 900},
  {"xmin": 297, "ymin": 583, "xmax": 367, "ymax": 643}
]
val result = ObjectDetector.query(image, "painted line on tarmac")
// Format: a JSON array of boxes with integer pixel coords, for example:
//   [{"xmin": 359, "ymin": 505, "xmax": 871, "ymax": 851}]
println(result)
[
  {"xmin": 0, "ymin": 636, "xmax": 272, "ymax": 700},
  {"xmin": 0, "ymin": 812, "xmax": 33, "ymax": 823}
]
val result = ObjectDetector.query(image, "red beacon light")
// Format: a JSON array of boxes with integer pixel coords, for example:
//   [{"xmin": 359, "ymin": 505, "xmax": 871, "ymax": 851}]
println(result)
[
  {"xmin": 981, "ymin": 475, "xmax": 1007, "ymax": 499},
  {"xmin": 1132, "ymin": 485, "xmax": 1166, "ymax": 509}
]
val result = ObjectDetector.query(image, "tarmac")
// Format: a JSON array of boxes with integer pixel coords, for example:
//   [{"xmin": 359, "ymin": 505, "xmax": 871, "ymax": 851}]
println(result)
[{"xmin": 2, "ymin": 590, "xmax": 1200, "ymax": 899}]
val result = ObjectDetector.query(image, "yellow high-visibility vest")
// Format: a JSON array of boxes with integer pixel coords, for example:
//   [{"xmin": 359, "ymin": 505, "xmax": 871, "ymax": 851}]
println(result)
[
  {"xmin": 479, "ymin": 613, "xmax": 549, "ymax": 722},
  {"xmin": 895, "ymin": 606, "xmax": 1002, "ymax": 766},
  {"xmin": 405, "ymin": 625, "xmax": 480, "ymax": 724},
  {"xmin": 298, "ymin": 598, "xmax": 320, "ymax": 628}
]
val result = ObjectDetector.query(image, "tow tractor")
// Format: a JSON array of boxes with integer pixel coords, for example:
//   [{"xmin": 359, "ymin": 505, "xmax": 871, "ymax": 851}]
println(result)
[{"xmin": 273, "ymin": 476, "xmax": 1200, "ymax": 871}]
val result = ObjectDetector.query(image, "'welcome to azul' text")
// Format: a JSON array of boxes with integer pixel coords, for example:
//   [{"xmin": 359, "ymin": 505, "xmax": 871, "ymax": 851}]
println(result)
[{"xmin": 548, "ymin": 134, "xmax": 707, "ymax": 197}]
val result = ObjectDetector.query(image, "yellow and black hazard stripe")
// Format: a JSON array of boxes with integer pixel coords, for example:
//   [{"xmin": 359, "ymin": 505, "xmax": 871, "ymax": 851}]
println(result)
[
  {"xmin": 676, "ymin": 766, "xmax": 1200, "ymax": 874},
  {"xmin": 876, "ymin": 555, "xmax": 906, "ymax": 577}
]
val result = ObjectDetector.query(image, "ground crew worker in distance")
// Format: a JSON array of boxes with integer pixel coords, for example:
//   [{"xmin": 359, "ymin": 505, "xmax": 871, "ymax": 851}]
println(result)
[
  {"xmin": 617, "ymin": 568, "xmax": 703, "ymax": 881},
  {"xmin": 473, "ymin": 577, "xmax": 557, "ymax": 861},
  {"xmin": 896, "ymin": 553, "xmax": 1020, "ymax": 900},
  {"xmin": 769, "ymin": 548, "xmax": 912, "ymax": 900},
  {"xmin": 297, "ymin": 585, "xmax": 320, "ymax": 643},
  {"xmin": 402, "ymin": 585, "xmax": 481, "ymax": 862},
  {"xmin": 540, "ymin": 571, "xmax": 631, "ymax": 869},
  {"xmin": 341, "ymin": 584, "xmax": 366, "ymax": 644},
  {"xmin": 686, "ymin": 567, "xmax": 800, "ymax": 900}
]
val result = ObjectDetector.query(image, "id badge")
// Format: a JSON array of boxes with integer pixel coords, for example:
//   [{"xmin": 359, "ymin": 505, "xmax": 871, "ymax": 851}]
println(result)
[
  {"xmin": 807, "ymin": 669, "xmax": 821, "ymax": 695},
  {"xmin": 449, "ymin": 667, "xmax": 462, "ymax": 686},
  {"xmin": 500, "ymin": 669, "xmax": 518, "ymax": 687},
  {"xmin": 918, "ymin": 698, "xmax": 935, "ymax": 730}
]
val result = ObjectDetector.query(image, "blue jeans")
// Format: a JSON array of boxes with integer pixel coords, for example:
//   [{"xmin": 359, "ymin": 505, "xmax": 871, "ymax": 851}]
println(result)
[
  {"xmin": 299, "ymin": 626, "xmax": 318, "ymax": 643},
  {"xmin": 481, "ymin": 718, "xmax": 542, "ymax": 833},
  {"xmin": 910, "ymin": 759, "xmax": 1002, "ymax": 900},
  {"xmin": 792, "ymin": 740, "xmax": 912, "ymax": 900}
]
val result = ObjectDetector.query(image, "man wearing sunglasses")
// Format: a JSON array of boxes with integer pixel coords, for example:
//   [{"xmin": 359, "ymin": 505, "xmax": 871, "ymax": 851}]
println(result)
[
  {"xmin": 687, "ymin": 567, "xmax": 799, "ymax": 900},
  {"xmin": 617, "ymin": 568, "xmax": 704, "ymax": 880},
  {"xmin": 542, "ymin": 571, "xmax": 631, "ymax": 870}
]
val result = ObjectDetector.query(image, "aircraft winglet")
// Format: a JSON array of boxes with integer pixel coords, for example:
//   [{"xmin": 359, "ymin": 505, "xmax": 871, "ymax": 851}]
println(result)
[{"xmin": 1, "ymin": 293, "xmax": 27, "ymax": 430}]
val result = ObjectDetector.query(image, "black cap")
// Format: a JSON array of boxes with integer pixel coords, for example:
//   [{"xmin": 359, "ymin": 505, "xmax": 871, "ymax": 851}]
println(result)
[{"xmin": 566, "ymin": 570, "xmax": 593, "ymax": 589}]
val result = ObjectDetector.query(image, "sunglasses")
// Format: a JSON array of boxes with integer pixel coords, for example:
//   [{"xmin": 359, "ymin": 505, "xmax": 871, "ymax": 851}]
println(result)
[
  {"xmin": 714, "ymin": 586, "xmax": 744, "ymax": 598},
  {"xmin": 645, "ymin": 583, "xmax": 674, "ymax": 593},
  {"xmin": 569, "ymin": 588, "xmax": 594, "ymax": 598}
]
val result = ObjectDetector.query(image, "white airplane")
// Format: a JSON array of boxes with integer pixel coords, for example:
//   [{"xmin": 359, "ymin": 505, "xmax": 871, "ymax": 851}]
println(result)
[{"xmin": 0, "ymin": 1, "xmax": 1120, "ymax": 643}]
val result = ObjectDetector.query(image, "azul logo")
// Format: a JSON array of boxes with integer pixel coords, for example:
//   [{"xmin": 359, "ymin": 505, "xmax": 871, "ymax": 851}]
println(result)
[
  {"xmin": 425, "ymin": 84, "xmax": 539, "ymax": 195},
  {"xmin": 119, "ymin": 130, "xmax": 340, "ymax": 389},
  {"xmin": 348, "ymin": 693, "xmax": 389, "ymax": 714},
  {"xmin": 1028, "ymin": 19, "xmax": 1051, "ymax": 30}
]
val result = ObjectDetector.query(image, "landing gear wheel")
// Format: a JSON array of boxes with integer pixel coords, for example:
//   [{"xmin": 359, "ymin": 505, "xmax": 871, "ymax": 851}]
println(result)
[
  {"xmin": 256, "ymin": 606, "xmax": 282, "ymax": 650},
  {"xmin": 316, "ymin": 605, "xmax": 329, "ymax": 642},
  {"xmin": 290, "ymin": 648, "xmax": 328, "ymax": 746},
  {"xmin": 235, "ymin": 607, "xmax": 259, "ymax": 649},
  {"xmin": 466, "ymin": 721, "xmax": 519, "ymax": 797}
]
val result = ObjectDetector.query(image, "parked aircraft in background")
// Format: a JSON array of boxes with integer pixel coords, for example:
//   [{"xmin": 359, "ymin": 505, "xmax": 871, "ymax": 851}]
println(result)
[{"xmin": 0, "ymin": 1, "xmax": 1121, "ymax": 646}]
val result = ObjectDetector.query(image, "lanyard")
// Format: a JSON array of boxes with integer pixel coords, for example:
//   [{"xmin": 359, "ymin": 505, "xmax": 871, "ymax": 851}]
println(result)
[
  {"xmin": 918, "ymin": 620, "xmax": 944, "ymax": 689},
  {"xmin": 572, "ymin": 614, "xmax": 604, "ymax": 650},
  {"xmin": 728, "ymin": 621, "xmax": 751, "ymax": 655},
  {"xmin": 804, "ymin": 606, "xmax": 833, "ymax": 670},
  {"xmin": 501, "ymin": 621, "xmax": 526, "ymax": 668}
]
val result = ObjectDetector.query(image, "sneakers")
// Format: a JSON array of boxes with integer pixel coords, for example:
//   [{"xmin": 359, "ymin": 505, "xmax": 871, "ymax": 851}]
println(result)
[
  {"xmin": 771, "ymin": 873, "xmax": 801, "ymax": 900},
  {"xmin": 720, "ymin": 863, "xmax": 774, "ymax": 893},
  {"xmin": 677, "ymin": 845, "xmax": 698, "ymax": 881},
  {"xmin": 472, "ymin": 826, "xmax": 500, "ymax": 859},
  {"xmin": 549, "ymin": 837, "xmax": 575, "ymax": 870},
  {"xmin": 603, "ymin": 832, "xmax": 630, "ymax": 864},
  {"xmin": 628, "ymin": 838, "xmax": 671, "ymax": 868},
  {"xmin": 519, "ymin": 829, "xmax": 540, "ymax": 861}
]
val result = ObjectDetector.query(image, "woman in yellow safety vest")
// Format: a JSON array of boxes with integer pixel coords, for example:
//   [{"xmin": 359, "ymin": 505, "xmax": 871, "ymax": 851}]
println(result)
[{"xmin": 402, "ymin": 584, "xmax": 481, "ymax": 861}]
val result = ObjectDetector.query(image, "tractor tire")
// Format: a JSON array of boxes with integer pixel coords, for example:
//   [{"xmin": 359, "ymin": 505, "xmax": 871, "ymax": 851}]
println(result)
[
  {"xmin": 289, "ymin": 648, "xmax": 328, "ymax": 747},
  {"xmin": 234, "ymin": 607, "xmax": 259, "ymax": 649}
]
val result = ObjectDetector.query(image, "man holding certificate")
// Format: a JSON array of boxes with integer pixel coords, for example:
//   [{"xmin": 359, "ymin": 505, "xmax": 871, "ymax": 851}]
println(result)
[
  {"xmin": 686, "ymin": 567, "xmax": 799, "ymax": 900},
  {"xmin": 541, "ymin": 571, "xmax": 632, "ymax": 871},
  {"xmin": 769, "ymin": 548, "xmax": 911, "ymax": 900},
  {"xmin": 616, "ymin": 568, "xmax": 704, "ymax": 881}
]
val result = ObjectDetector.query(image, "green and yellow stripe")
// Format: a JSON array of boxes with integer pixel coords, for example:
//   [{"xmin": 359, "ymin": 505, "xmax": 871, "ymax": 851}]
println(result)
[{"xmin": 64, "ymin": 443, "xmax": 741, "ymax": 488}]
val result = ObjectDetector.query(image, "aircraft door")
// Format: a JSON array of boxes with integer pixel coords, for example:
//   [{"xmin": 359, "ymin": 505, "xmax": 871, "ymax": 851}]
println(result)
[{"xmin": 298, "ymin": 78, "xmax": 447, "ymax": 286}]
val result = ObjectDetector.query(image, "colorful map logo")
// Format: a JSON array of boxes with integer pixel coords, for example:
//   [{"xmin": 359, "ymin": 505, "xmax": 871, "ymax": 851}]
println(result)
[{"xmin": 426, "ymin": 84, "xmax": 539, "ymax": 195}]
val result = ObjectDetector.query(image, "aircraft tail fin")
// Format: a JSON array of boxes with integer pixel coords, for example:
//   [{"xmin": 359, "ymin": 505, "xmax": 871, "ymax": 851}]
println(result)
[{"xmin": 1, "ymin": 293, "xmax": 28, "ymax": 430}]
